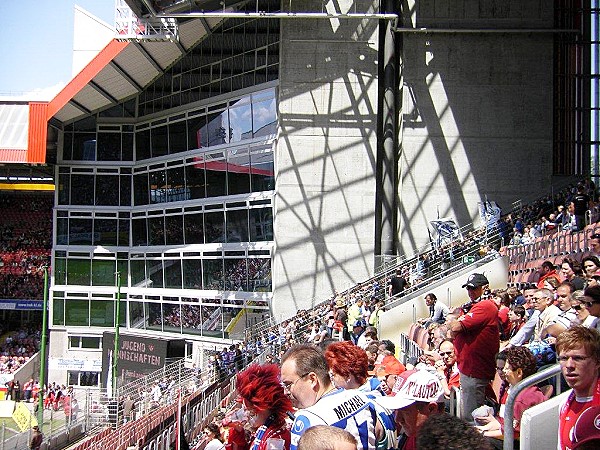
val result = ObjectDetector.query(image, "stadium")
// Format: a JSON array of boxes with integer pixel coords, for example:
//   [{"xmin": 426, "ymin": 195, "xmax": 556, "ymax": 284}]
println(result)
[{"xmin": 0, "ymin": 0, "xmax": 599, "ymax": 449}]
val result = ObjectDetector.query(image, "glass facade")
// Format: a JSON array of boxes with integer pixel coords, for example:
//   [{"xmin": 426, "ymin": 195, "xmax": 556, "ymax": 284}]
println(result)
[{"xmin": 52, "ymin": 11, "xmax": 279, "ymax": 341}]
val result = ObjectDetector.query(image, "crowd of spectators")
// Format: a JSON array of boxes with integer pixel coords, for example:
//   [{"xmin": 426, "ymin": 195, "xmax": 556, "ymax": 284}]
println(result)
[
  {"xmin": 0, "ymin": 325, "xmax": 41, "ymax": 374},
  {"xmin": 0, "ymin": 192, "xmax": 52, "ymax": 301}
]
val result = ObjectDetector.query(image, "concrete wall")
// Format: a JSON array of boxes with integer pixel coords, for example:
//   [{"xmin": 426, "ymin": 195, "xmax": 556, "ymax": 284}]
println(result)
[
  {"xmin": 398, "ymin": 0, "xmax": 555, "ymax": 253},
  {"xmin": 273, "ymin": 0, "xmax": 381, "ymax": 319},
  {"xmin": 379, "ymin": 256, "xmax": 509, "ymax": 342}
]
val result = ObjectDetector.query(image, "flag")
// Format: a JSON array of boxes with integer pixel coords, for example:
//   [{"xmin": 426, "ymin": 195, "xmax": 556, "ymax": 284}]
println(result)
[
  {"xmin": 429, "ymin": 218, "xmax": 461, "ymax": 247},
  {"xmin": 478, "ymin": 201, "xmax": 502, "ymax": 232}
]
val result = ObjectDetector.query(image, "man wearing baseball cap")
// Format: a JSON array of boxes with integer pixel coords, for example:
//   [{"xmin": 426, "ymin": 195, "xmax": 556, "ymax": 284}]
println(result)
[
  {"xmin": 375, "ymin": 370, "xmax": 445, "ymax": 450},
  {"xmin": 448, "ymin": 272, "xmax": 499, "ymax": 419}
]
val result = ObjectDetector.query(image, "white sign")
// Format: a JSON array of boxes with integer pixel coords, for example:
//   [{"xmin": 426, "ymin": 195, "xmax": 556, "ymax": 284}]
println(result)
[{"xmin": 49, "ymin": 357, "xmax": 102, "ymax": 372}]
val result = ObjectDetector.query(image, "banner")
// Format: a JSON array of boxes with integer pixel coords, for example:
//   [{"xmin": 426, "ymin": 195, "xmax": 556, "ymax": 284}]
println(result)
[
  {"xmin": 429, "ymin": 218, "xmax": 461, "ymax": 247},
  {"xmin": 478, "ymin": 200, "xmax": 502, "ymax": 231},
  {"xmin": 12, "ymin": 402, "xmax": 38, "ymax": 431}
]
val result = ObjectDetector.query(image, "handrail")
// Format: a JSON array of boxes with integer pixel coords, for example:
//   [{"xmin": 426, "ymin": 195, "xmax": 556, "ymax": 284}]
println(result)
[{"xmin": 503, "ymin": 364, "xmax": 563, "ymax": 450}]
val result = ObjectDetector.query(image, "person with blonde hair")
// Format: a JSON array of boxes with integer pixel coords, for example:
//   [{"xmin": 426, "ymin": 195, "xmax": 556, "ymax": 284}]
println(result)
[{"xmin": 297, "ymin": 425, "xmax": 357, "ymax": 450}]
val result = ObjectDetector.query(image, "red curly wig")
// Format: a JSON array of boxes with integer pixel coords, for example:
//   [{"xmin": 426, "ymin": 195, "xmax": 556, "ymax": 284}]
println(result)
[
  {"xmin": 236, "ymin": 363, "xmax": 293, "ymax": 427},
  {"xmin": 324, "ymin": 341, "xmax": 369, "ymax": 385}
]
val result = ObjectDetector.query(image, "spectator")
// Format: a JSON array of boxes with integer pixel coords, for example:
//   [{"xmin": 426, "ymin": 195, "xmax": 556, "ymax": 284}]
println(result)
[
  {"xmin": 433, "ymin": 339, "xmax": 460, "ymax": 398},
  {"xmin": 416, "ymin": 413, "xmax": 493, "ymax": 450},
  {"xmin": 561, "ymin": 258, "xmax": 586, "ymax": 291},
  {"xmin": 572, "ymin": 183, "xmax": 591, "ymax": 231},
  {"xmin": 350, "ymin": 319, "xmax": 366, "ymax": 346},
  {"xmin": 583, "ymin": 285, "xmax": 600, "ymax": 332},
  {"xmin": 297, "ymin": 425, "xmax": 357, "ymax": 450},
  {"xmin": 581, "ymin": 256, "xmax": 600, "ymax": 282},
  {"xmin": 375, "ymin": 370, "xmax": 445, "ymax": 450},
  {"xmin": 556, "ymin": 327, "xmax": 600, "ymax": 450},
  {"xmin": 279, "ymin": 344, "xmax": 378, "ymax": 450},
  {"xmin": 416, "ymin": 293, "xmax": 449, "ymax": 327},
  {"xmin": 589, "ymin": 233, "xmax": 600, "ymax": 258},
  {"xmin": 202, "ymin": 423, "xmax": 225, "ymax": 450},
  {"xmin": 537, "ymin": 260, "xmax": 562, "ymax": 289},
  {"xmin": 448, "ymin": 273, "xmax": 499, "ymax": 418},
  {"xmin": 570, "ymin": 405, "xmax": 600, "ymax": 449},
  {"xmin": 387, "ymin": 269, "xmax": 407, "ymax": 298},
  {"xmin": 544, "ymin": 282, "xmax": 578, "ymax": 339},
  {"xmin": 475, "ymin": 346, "xmax": 546, "ymax": 446},
  {"xmin": 532, "ymin": 289, "xmax": 562, "ymax": 341},
  {"xmin": 235, "ymin": 363, "xmax": 293, "ymax": 450},
  {"xmin": 29, "ymin": 425, "xmax": 43, "ymax": 450},
  {"xmin": 506, "ymin": 305, "xmax": 527, "ymax": 341},
  {"xmin": 325, "ymin": 341, "xmax": 380, "ymax": 394}
]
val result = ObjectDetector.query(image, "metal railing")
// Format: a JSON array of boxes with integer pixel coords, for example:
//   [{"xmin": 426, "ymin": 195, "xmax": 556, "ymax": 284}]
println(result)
[{"xmin": 503, "ymin": 364, "xmax": 563, "ymax": 450}]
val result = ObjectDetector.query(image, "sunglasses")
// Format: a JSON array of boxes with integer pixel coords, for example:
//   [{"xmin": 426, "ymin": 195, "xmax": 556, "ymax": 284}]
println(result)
[
  {"xmin": 572, "ymin": 304, "xmax": 584, "ymax": 311},
  {"xmin": 439, "ymin": 351, "xmax": 453, "ymax": 356}
]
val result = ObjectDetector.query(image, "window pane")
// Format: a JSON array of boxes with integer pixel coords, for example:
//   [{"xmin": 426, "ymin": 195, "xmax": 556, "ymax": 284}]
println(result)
[
  {"xmin": 81, "ymin": 337, "xmax": 101, "ymax": 349},
  {"xmin": 249, "ymin": 208, "xmax": 273, "ymax": 241},
  {"xmin": 165, "ymin": 215, "xmax": 184, "ymax": 245},
  {"xmin": 251, "ymin": 149, "xmax": 274, "ymax": 192},
  {"xmin": 71, "ymin": 174, "xmax": 94, "ymax": 205},
  {"xmin": 205, "ymin": 151, "xmax": 227, "ymax": 197},
  {"xmin": 56, "ymin": 218, "xmax": 68, "ymax": 245},
  {"xmin": 73, "ymin": 133, "xmax": 96, "ymax": 161},
  {"xmin": 183, "ymin": 259, "xmax": 202, "ymax": 288},
  {"xmin": 69, "ymin": 218, "xmax": 93, "ymax": 245},
  {"xmin": 92, "ymin": 259, "xmax": 116, "ymax": 286},
  {"xmin": 147, "ymin": 259, "xmax": 164, "ymax": 288},
  {"xmin": 129, "ymin": 301, "xmax": 145, "ymax": 329},
  {"xmin": 205, "ymin": 108, "xmax": 229, "ymax": 146},
  {"xmin": 169, "ymin": 120, "xmax": 187, "ymax": 154},
  {"xmin": 150, "ymin": 170, "xmax": 167, "ymax": 204},
  {"xmin": 123, "ymin": 132, "xmax": 134, "ymax": 161},
  {"xmin": 204, "ymin": 211, "xmax": 225, "ymax": 243},
  {"xmin": 131, "ymin": 257, "xmax": 147, "ymax": 287},
  {"xmin": 181, "ymin": 304, "xmax": 202, "ymax": 335},
  {"xmin": 203, "ymin": 259, "xmax": 223, "ymax": 290},
  {"xmin": 65, "ymin": 299, "xmax": 89, "ymax": 326},
  {"xmin": 164, "ymin": 259, "xmax": 182, "ymax": 289},
  {"xmin": 120, "ymin": 174, "xmax": 131, "ymax": 206},
  {"xmin": 63, "ymin": 132, "xmax": 73, "ymax": 161},
  {"xmin": 90, "ymin": 299, "xmax": 114, "ymax": 327},
  {"xmin": 201, "ymin": 304, "xmax": 222, "ymax": 336},
  {"xmin": 152, "ymin": 125, "xmax": 168, "ymax": 158},
  {"xmin": 136, "ymin": 129, "xmax": 151, "ymax": 160},
  {"xmin": 132, "ymin": 218, "xmax": 148, "ymax": 246},
  {"xmin": 118, "ymin": 219, "xmax": 130, "ymax": 246},
  {"xmin": 252, "ymin": 96, "xmax": 277, "ymax": 137},
  {"xmin": 94, "ymin": 218, "xmax": 117, "ymax": 246},
  {"xmin": 185, "ymin": 161, "xmax": 206, "ymax": 199},
  {"xmin": 134, "ymin": 173, "xmax": 149, "ymax": 206},
  {"xmin": 248, "ymin": 258, "xmax": 271, "ymax": 291},
  {"xmin": 184, "ymin": 212, "xmax": 204, "ymax": 244},
  {"xmin": 67, "ymin": 258, "xmax": 91, "ymax": 286},
  {"xmin": 148, "ymin": 216, "xmax": 165, "ymax": 246},
  {"xmin": 187, "ymin": 113, "xmax": 208, "ymax": 150},
  {"xmin": 163, "ymin": 303, "xmax": 181, "ymax": 333},
  {"xmin": 58, "ymin": 173, "xmax": 70, "ymax": 204},
  {"xmin": 227, "ymin": 148, "xmax": 251, "ymax": 195},
  {"xmin": 95, "ymin": 175, "xmax": 120, "ymax": 206},
  {"xmin": 97, "ymin": 132, "xmax": 121, "ymax": 161},
  {"xmin": 229, "ymin": 100, "xmax": 252, "ymax": 143},
  {"xmin": 224, "ymin": 258, "xmax": 247, "ymax": 291},
  {"xmin": 166, "ymin": 166, "xmax": 185, "ymax": 202},
  {"xmin": 226, "ymin": 209, "xmax": 248, "ymax": 242},
  {"xmin": 148, "ymin": 303, "xmax": 162, "ymax": 331},
  {"xmin": 53, "ymin": 297, "xmax": 65, "ymax": 325},
  {"xmin": 54, "ymin": 258, "xmax": 66, "ymax": 285}
]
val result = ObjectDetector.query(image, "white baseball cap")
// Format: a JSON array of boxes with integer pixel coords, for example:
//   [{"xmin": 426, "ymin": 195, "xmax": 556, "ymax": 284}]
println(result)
[{"xmin": 375, "ymin": 369, "xmax": 444, "ymax": 410}]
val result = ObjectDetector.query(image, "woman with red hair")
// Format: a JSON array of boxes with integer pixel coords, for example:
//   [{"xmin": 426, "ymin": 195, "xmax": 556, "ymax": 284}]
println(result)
[
  {"xmin": 324, "ymin": 341, "xmax": 380, "ymax": 393},
  {"xmin": 235, "ymin": 363, "xmax": 294, "ymax": 450}
]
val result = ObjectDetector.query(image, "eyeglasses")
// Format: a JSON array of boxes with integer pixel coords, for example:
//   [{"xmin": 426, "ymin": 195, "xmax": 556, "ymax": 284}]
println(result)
[
  {"xmin": 558, "ymin": 355, "xmax": 592, "ymax": 364},
  {"xmin": 281, "ymin": 372, "xmax": 310, "ymax": 391}
]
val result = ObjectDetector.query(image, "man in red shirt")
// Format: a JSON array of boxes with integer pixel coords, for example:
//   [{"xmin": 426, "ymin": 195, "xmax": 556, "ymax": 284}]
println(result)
[
  {"xmin": 556, "ymin": 326, "xmax": 600, "ymax": 450},
  {"xmin": 449, "ymin": 273, "xmax": 499, "ymax": 419}
]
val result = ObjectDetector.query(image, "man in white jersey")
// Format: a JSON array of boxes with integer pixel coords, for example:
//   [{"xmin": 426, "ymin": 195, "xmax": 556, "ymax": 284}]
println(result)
[{"xmin": 280, "ymin": 344, "xmax": 377, "ymax": 450}]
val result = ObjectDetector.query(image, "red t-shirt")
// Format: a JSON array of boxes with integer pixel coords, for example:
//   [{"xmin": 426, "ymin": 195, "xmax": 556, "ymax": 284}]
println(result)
[
  {"xmin": 454, "ymin": 299, "xmax": 499, "ymax": 380},
  {"xmin": 497, "ymin": 385, "xmax": 546, "ymax": 438},
  {"xmin": 558, "ymin": 377, "xmax": 600, "ymax": 450}
]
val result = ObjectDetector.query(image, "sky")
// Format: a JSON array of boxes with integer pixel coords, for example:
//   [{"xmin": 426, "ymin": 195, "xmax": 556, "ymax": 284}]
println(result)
[{"xmin": 0, "ymin": 1, "xmax": 115, "ymax": 99}]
